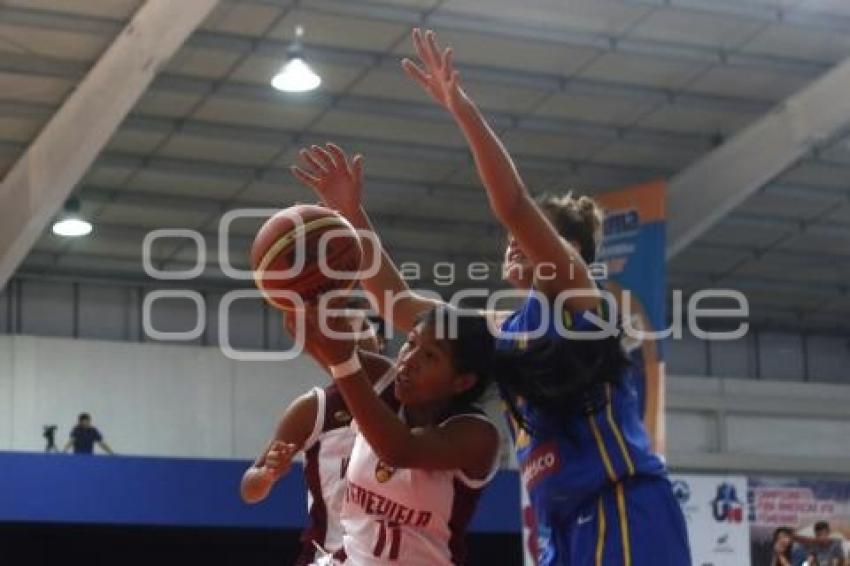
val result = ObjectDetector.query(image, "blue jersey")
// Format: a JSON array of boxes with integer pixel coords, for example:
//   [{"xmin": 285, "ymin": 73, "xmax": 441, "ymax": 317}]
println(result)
[{"xmin": 497, "ymin": 291, "xmax": 689, "ymax": 566}]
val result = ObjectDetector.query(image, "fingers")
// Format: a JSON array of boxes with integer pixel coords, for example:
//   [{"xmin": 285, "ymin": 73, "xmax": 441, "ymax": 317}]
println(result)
[
  {"xmin": 402, "ymin": 58, "xmax": 431, "ymax": 90},
  {"xmin": 442, "ymin": 48, "xmax": 454, "ymax": 83},
  {"xmin": 412, "ymin": 27, "xmax": 438, "ymax": 72},
  {"xmin": 310, "ymin": 145, "xmax": 336, "ymax": 171},
  {"xmin": 425, "ymin": 29, "xmax": 443, "ymax": 72},
  {"xmin": 299, "ymin": 147, "xmax": 327, "ymax": 173},
  {"xmin": 290, "ymin": 165, "xmax": 321, "ymax": 189},
  {"xmin": 324, "ymin": 143, "xmax": 351, "ymax": 174},
  {"xmin": 411, "ymin": 28, "xmax": 429, "ymax": 67},
  {"xmin": 265, "ymin": 441, "xmax": 297, "ymax": 471},
  {"xmin": 351, "ymin": 154, "xmax": 364, "ymax": 183}
]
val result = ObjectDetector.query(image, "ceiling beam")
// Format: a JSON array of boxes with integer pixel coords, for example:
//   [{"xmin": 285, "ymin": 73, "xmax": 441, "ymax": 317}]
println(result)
[
  {"xmin": 0, "ymin": 0, "xmax": 219, "ymax": 289},
  {"xmin": 725, "ymin": 213, "xmax": 850, "ymax": 238},
  {"xmin": 95, "ymin": 120, "xmax": 670, "ymax": 180},
  {"xmin": 0, "ymin": 56, "xmax": 715, "ymax": 152},
  {"xmin": 763, "ymin": 182, "xmax": 850, "ymax": 202},
  {"xmin": 0, "ymin": 6, "xmax": 776, "ymax": 115},
  {"xmin": 0, "ymin": 136, "xmax": 658, "ymax": 206},
  {"xmin": 5, "ymin": 1, "xmax": 831, "ymax": 74},
  {"xmin": 669, "ymin": 271, "xmax": 848, "ymax": 300},
  {"xmin": 76, "ymin": 185, "xmax": 499, "ymax": 234},
  {"xmin": 666, "ymin": 54, "xmax": 850, "ymax": 259},
  {"xmin": 615, "ymin": 0, "xmax": 850, "ymax": 35},
  {"xmin": 237, "ymin": 0, "xmax": 829, "ymax": 75},
  {"xmin": 689, "ymin": 242, "xmax": 850, "ymax": 268}
]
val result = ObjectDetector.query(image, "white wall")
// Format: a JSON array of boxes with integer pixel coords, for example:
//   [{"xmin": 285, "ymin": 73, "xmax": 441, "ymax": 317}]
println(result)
[
  {"xmin": 3, "ymin": 335, "xmax": 849, "ymax": 475},
  {"xmin": 0, "ymin": 335, "xmax": 326, "ymax": 460},
  {"xmin": 667, "ymin": 375, "xmax": 850, "ymax": 475}
]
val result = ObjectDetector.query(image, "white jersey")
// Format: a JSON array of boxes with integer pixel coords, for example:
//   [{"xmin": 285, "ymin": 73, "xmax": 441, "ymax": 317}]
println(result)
[
  {"xmin": 338, "ymin": 403, "xmax": 499, "ymax": 565},
  {"xmin": 298, "ymin": 371, "xmax": 396, "ymax": 565}
]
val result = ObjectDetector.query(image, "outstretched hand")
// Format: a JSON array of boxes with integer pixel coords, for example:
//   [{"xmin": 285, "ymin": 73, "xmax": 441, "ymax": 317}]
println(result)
[
  {"xmin": 290, "ymin": 143, "xmax": 364, "ymax": 216},
  {"xmin": 402, "ymin": 28, "xmax": 466, "ymax": 114},
  {"xmin": 261, "ymin": 440, "xmax": 297, "ymax": 480}
]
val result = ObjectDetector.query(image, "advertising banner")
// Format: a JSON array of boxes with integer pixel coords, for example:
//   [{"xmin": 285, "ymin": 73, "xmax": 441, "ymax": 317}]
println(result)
[
  {"xmin": 749, "ymin": 477, "xmax": 850, "ymax": 565},
  {"xmin": 596, "ymin": 180, "xmax": 667, "ymax": 452},
  {"xmin": 672, "ymin": 474, "xmax": 751, "ymax": 566}
]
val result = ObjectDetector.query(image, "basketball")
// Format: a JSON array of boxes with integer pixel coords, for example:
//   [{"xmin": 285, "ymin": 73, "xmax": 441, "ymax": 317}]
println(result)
[{"xmin": 250, "ymin": 204, "xmax": 363, "ymax": 310}]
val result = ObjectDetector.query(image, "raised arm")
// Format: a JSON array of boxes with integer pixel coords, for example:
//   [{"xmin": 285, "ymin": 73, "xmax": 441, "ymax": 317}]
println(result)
[
  {"xmin": 403, "ymin": 28, "xmax": 599, "ymax": 311},
  {"xmin": 291, "ymin": 144, "xmax": 441, "ymax": 332},
  {"xmin": 304, "ymin": 311, "xmax": 498, "ymax": 478}
]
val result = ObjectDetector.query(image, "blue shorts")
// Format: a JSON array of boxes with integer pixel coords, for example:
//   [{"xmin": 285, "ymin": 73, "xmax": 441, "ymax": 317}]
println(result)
[{"xmin": 540, "ymin": 475, "xmax": 691, "ymax": 566}]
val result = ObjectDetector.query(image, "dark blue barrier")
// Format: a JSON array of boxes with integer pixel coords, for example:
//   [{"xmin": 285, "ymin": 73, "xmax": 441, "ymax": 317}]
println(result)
[{"xmin": 0, "ymin": 452, "xmax": 520, "ymax": 532}]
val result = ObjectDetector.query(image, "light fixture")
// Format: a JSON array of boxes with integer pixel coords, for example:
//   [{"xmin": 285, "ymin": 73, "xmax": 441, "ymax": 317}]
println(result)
[
  {"xmin": 270, "ymin": 25, "xmax": 321, "ymax": 93},
  {"xmin": 52, "ymin": 196, "xmax": 92, "ymax": 237}
]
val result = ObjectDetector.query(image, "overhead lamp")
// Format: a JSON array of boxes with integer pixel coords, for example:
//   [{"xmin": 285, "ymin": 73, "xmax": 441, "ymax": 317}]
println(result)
[
  {"xmin": 52, "ymin": 196, "xmax": 92, "ymax": 237},
  {"xmin": 270, "ymin": 25, "xmax": 321, "ymax": 93}
]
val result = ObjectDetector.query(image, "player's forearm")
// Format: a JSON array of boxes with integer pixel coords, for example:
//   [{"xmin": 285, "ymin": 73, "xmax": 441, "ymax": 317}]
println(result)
[
  {"xmin": 240, "ymin": 468, "xmax": 275, "ymax": 503},
  {"xmin": 348, "ymin": 206, "xmax": 436, "ymax": 332},
  {"xmin": 334, "ymin": 366, "xmax": 414, "ymax": 467},
  {"xmin": 452, "ymin": 96, "xmax": 526, "ymax": 227}
]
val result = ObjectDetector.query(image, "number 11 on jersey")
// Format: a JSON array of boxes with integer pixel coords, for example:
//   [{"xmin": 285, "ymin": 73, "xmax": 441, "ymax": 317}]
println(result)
[{"xmin": 373, "ymin": 519, "xmax": 401, "ymax": 560}]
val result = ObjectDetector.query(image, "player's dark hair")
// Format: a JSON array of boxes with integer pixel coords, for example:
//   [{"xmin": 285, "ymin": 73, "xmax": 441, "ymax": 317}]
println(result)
[
  {"xmin": 415, "ymin": 305, "xmax": 494, "ymax": 412},
  {"xmin": 492, "ymin": 316, "xmax": 630, "ymax": 435},
  {"xmin": 78, "ymin": 413, "xmax": 91, "ymax": 422},
  {"xmin": 814, "ymin": 521, "xmax": 830, "ymax": 533}
]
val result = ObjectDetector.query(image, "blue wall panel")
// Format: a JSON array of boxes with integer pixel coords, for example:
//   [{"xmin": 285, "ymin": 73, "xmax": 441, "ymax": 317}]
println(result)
[{"xmin": 0, "ymin": 453, "xmax": 520, "ymax": 533}]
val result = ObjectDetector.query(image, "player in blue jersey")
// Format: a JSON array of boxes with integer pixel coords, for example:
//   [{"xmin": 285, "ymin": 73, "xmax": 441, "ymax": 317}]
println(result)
[{"xmin": 290, "ymin": 28, "xmax": 691, "ymax": 566}]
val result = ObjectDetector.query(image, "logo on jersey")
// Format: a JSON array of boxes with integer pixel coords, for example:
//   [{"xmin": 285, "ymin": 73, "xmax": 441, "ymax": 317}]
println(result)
[
  {"xmin": 711, "ymin": 482, "xmax": 743, "ymax": 523},
  {"xmin": 375, "ymin": 460, "xmax": 396, "ymax": 483},
  {"xmin": 334, "ymin": 409, "xmax": 351, "ymax": 424},
  {"xmin": 521, "ymin": 443, "xmax": 560, "ymax": 490}
]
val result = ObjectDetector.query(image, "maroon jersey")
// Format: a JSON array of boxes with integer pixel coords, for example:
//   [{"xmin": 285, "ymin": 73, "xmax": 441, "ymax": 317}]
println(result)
[{"xmin": 295, "ymin": 370, "xmax": 398, "ymax": 565}]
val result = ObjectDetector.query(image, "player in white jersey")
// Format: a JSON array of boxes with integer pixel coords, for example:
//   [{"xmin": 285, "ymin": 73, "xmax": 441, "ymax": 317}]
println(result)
[
  {"xmin": 302, "ymin": 304, "xmax": 501, "ymax": 565},
  {"xmin": 240, "ymin": 310, "xmax": 390, "ymax": 565}
]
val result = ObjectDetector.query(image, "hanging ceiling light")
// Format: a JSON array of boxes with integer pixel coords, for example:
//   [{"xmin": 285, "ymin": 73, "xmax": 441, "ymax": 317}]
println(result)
[
  {"xmin": 52, "ymin": 196, "xmax": 92, "ymax": 237},
  {"xmin": 271, "ymin": 25, "xmax": 321, "ymax": 93}
]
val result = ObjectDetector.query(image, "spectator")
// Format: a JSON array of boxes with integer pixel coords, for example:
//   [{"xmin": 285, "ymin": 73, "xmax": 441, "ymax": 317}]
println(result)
[
  {"xmin": 771, "ymin": 527, "xmax": 795, "ymax": 566},
  {"xmin": 770, "ymin": 527, "xmax": 810, "ymax": 566},
  {"xmin": 62, "ymin": 413, "xmax": 114, "ymax": 455},
  {"xmin": 806, "ymin": 521, "xmax": 844, "ymax": 566}
]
